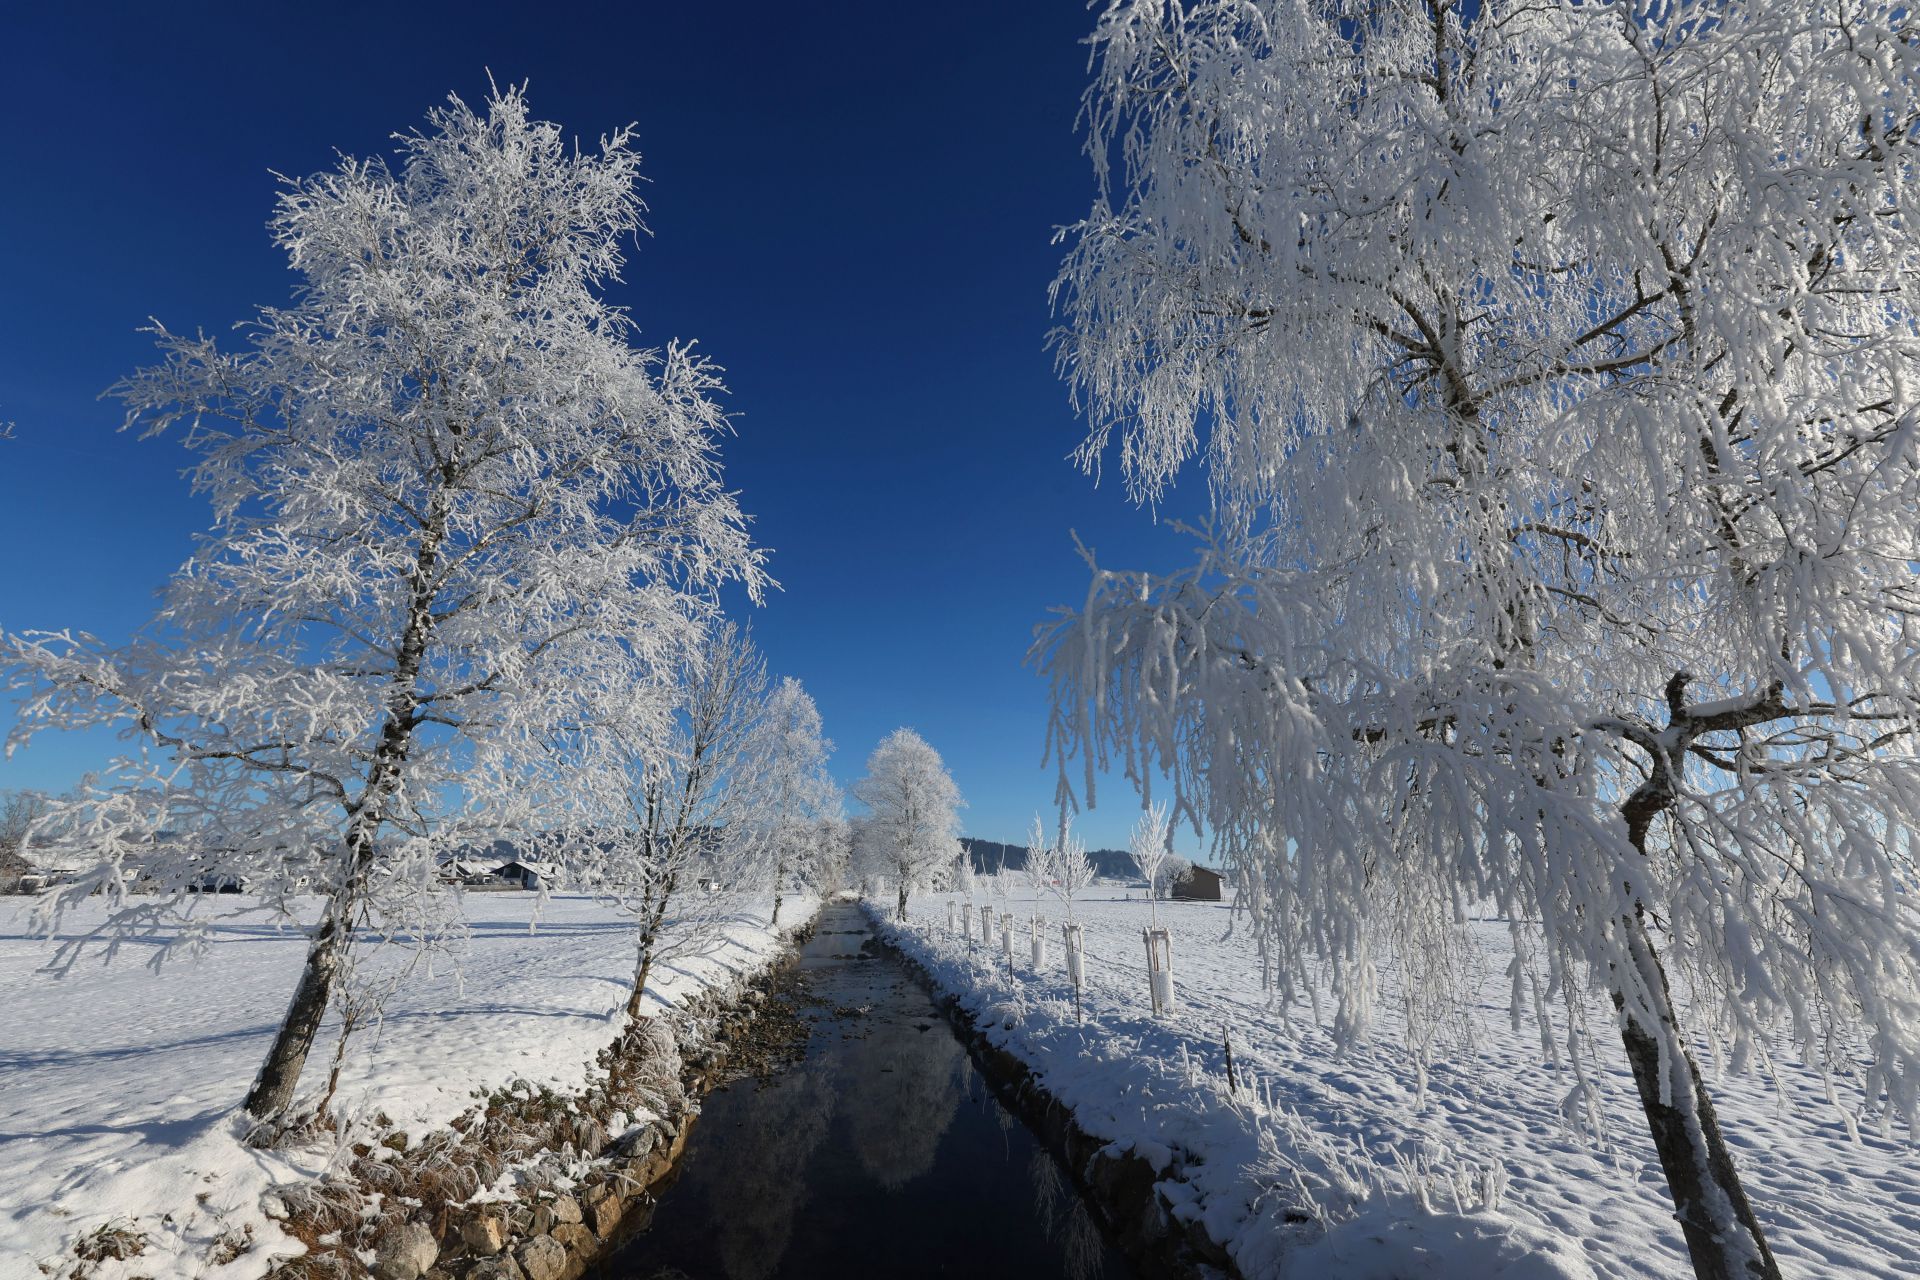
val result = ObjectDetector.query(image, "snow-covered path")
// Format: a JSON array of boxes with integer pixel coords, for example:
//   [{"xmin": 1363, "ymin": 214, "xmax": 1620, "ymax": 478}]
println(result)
[
  {"xmin": 885, "ymin": 887, "xmax": 1920, "ymax": 1280},
  {"xmin": 0, "ymin": 891, "xmax": 813, "ymax": 1280}
]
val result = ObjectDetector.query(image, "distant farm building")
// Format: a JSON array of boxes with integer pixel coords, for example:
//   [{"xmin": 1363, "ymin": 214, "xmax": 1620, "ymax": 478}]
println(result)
[
  {"xmin": 494, "ymin": 860, "xmax": 563, "ymax": 890},
  {"xmin": 1172, "ymin": 865, "xmax": 1225, "ymax": 901},
  {"xmin": 438, "ymin": 856, "xmax": 510, "ymax": 886}
]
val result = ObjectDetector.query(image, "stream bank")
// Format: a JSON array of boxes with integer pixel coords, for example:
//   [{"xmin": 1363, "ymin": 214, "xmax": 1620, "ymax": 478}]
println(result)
[
  {"xmin": 268, "ymin": 913, "xmax": 819, "ymax": 1280},
  {"xmin": 868, "ymin": 907, "xmax": 1245, "ymax": 1280},
  {"xmin": 590, "ymin": 900, "xmax": 1137, "ymax": 1280}
]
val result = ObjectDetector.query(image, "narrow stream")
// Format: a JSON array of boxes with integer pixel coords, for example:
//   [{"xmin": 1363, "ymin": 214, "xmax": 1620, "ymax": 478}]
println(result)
[{"xmin": 592, "ymin": 901, "xmax": 1135, "ymax": 1280}]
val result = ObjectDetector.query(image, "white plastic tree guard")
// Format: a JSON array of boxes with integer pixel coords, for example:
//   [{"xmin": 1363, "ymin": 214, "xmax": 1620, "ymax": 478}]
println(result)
[
  {"xmin": 1144, "ymin": 927, "xmax": 1175, "ymax": 1015},
  {"xmin": 947, "ymin": 900, "xmax": 957, "ymax": 933},
  {"xmin": 979, "ymin": 903, "xmax": 995, "ymax": 941},
  {"xmin": 1000, "ymin": 912, "xmax": 1015, "ymax": 960},
  {"xmin": 1030, "ymin": 916, "xmax": 1048, "ymax": 970},
  {"xmin": 1062, "ymin": 922, "xmax": 1086, "ymax": 989}
]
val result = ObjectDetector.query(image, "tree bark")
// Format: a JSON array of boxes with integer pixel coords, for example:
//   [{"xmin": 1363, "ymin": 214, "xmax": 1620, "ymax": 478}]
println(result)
[
  {"xmin": 896, "ymin": 882, "xmax": 909, "ymax": 920},
  {"xmin": 243, "ymin": 906, "xmax": 345, "ymax": 1119},
  {"xmin": 240, "ymin": 776, "xmax": 395, "ymax": 1119},
  {"xmin": 242, "ymin": 790, "xmax": 390, "ymax": 1119},
  {"xmin": 626, "ymin": 939, "xmax": 655, "ymax": 1028},
  {"xmin": 625, "ymin": 876, "xmax": 675, "ymax": 1029},
  {"xmin": 1616, "ymin": 913, "xmax": 1781, "ymax": 1280},
  {"xmin": 242, "ymin": 503, "xmax": 445, "ymax": 1121},
  {"xmin": 1604, "ymin": 670, "xmax": 1782, "ymax": 1280},
  {"xmin": 625, "ymin": 904, "xmax": 664, "ymax": 1026}
]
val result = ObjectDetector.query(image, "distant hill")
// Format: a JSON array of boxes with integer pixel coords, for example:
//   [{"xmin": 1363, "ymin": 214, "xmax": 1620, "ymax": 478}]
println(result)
[{"xmin": 960, "ymin": 836, "xmax": 1139, "ymax": 881}]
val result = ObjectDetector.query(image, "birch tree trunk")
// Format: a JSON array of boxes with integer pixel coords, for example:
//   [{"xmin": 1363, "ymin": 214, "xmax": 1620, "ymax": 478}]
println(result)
[
  {"xmin": 626, "ymin": 916, "xmax": 662, "ymax": 1028},
  {"xmin": 243, "ymin": 903, "xmax": 348, "ymax": 1120},
  {"xmin": 243, "ymin": 507, "xmax": 443, "ymax": 1120},
  {"xmin": 1615, "ymin": 915, "xmax": 1780, "ymax": 1279}
]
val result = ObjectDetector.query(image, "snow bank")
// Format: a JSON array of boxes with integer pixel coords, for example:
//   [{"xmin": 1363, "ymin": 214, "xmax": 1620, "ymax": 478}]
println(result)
[
  {"xmin": 1279, "ymin": 1207, "xmax": 1598, "ymax": 1280},
  {"xmin": 877, "ymin": 887, "xmax": 1920, "ymax": 1280},
  {"xmin": 0, "ymin": 890, "xmax": 815, "ymax": 1280}
]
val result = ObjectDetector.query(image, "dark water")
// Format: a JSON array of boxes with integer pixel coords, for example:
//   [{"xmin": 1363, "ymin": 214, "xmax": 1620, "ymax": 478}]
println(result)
[{"xmin": 592, "ymin": 901, "xmax": 1134, "ymax": 1280}]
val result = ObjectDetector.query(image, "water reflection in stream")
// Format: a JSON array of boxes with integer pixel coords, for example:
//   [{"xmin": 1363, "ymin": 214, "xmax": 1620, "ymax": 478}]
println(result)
[{"xmin": 593, "ymin": 902, "xmax": 1133, "ymax": 1280}]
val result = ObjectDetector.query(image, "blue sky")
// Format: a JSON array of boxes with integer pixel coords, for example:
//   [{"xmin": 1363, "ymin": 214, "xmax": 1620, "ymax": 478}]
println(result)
[{"xmin": 0, "ymin": 1, "xmax": 1205, "ymax": 851}]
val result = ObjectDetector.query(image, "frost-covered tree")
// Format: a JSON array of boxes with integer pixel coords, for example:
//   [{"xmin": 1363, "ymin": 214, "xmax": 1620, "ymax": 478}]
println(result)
[
  {"xmin": 951, "ymin": 842, "xmax": 977, "ymax": 903},
  {"xmin": 1050, "ymin": 817, "xmax": 1095, "ymax": 924},
  {"xmin": 987, "ymin": 849, "xmax": 1015, "ymax": 915},
  {"xmin": 803, "ymin": 810, "xmax": 853, "ymax": 899},
  {"xmin": 745, "ymin": 677, "xmax": 838, "ymax": 924},
  {"xmin": 1040, "ymin": 4, "xmax": 1920, "ymax": 1276},
  {"xmin": 1128, "ymin": 802, "xmax": 1172, "ymax": 921},
  {"xmin": 0, "ymin": 789, "xmax": 49, "ymax": 893},
  {"xmin": 599, "ymin": 621, "xmax": 771, "ymax": 1027},
  {"xmin": 851, "ymin": 728, "xmax": 964, "ymax": 919},
  {"xmin": 1022, "ymin": 814, "xmax": 1058, "ymax": 920},
  {"xmin": 1162, "ymin": 854, "xmax": 1193, "ymax": 895},
  {"xmin": 5, "ymin": 86, "xmax": 764, "ymax": 1122}
]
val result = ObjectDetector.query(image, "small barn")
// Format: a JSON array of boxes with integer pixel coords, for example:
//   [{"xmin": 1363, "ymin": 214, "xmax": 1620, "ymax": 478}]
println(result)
[
  {"xmin": 1171, "ymin": 865, "xmax": 1225, "ymax": 901},
  {"xmin": 494, "ymin": 860, "xmax": 562, "ymax": 890},
  {"xmin": 437, "ymin": 857, "xmax": 508, "ymax": 886}
]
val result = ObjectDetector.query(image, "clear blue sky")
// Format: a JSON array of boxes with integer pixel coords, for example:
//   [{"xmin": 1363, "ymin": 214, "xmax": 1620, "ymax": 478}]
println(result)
[{"xmin": 0, "ymin": 2, "xmax": 1204, "ymax": 852}]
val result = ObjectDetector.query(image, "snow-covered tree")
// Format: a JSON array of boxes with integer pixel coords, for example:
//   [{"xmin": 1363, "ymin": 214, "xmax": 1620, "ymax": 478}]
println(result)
[
  {"xmin": 745, "ymin": 677, "xmax": 838, "ymax": 924},
  {"xmin": 1162, "ymin": 855, "xmax": 1193, "ymax": 896},
  {"xmin": 0, "ymin": 789, "xmax": 49, "ymax": 893},
  {"xmin": 1040, "ymin": 4, "xmax": 1920, "ymax": 1276},
  {"xmin": 598, "ymin": 620, "xmax": 771, "ymax": 1027},
  {"xmin": 851, "ymin": 728, "xmax": 964, "ymax": 919},
  {"xmin": 1050, "ymin": 816, "xmax": 1095, "ymax": 924},
  {"xmin": 803, "ymin": 810, "xmax": 853, "ymax": 899},
  {"xmin": 951, "ymin": 842, "xmax": 977, "ymax": 904},
  {"xmin": 4, "ymin": 85, "xmax": 765, "ymax": 1122},
  {"xmin": 987, "ymin": 849, "xmax": 1014, "ymax": 914},
  {"xmin": 1127, "ymin": 802, "xmax": 1171, "ymax": 921},
  {"xmin": 1022, "ymin": 814, "xmax": 1058, "ymax": 918}
]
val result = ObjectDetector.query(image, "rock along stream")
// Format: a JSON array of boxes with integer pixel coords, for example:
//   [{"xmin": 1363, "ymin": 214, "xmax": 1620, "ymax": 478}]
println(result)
[{"xmin": 591, "ymin": 900, "xmax": 1135, "ymax": 1280}]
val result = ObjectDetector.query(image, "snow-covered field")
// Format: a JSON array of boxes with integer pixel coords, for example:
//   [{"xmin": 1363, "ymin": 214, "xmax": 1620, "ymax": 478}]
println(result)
[
  {"xmin": 881, "ymin": 886, "xmax": 1920, "ymax": 1280},
  {"xmin": 0, "ymin": 890, "xmax": 815, "ymax": 1280}
]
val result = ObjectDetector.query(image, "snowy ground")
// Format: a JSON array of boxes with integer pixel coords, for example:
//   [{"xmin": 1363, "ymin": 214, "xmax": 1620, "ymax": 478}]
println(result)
[
  {"xmin": 0, "ymin": 890, "xmax": 816, "ymax": 1280},
  {"xmin": 880, "ymin": 886, "xmax": 1920, "ymax": 1280}
]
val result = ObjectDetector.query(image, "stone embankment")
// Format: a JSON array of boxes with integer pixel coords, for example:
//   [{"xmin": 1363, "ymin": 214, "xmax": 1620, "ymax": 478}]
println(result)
[
  {"xmin": 270, "ymin": 918, "xmax": 815, "ymax": 1280},
  {"xmin": 872, "ymin": 915, "xmax": 1248, "ymax": 1280}
]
